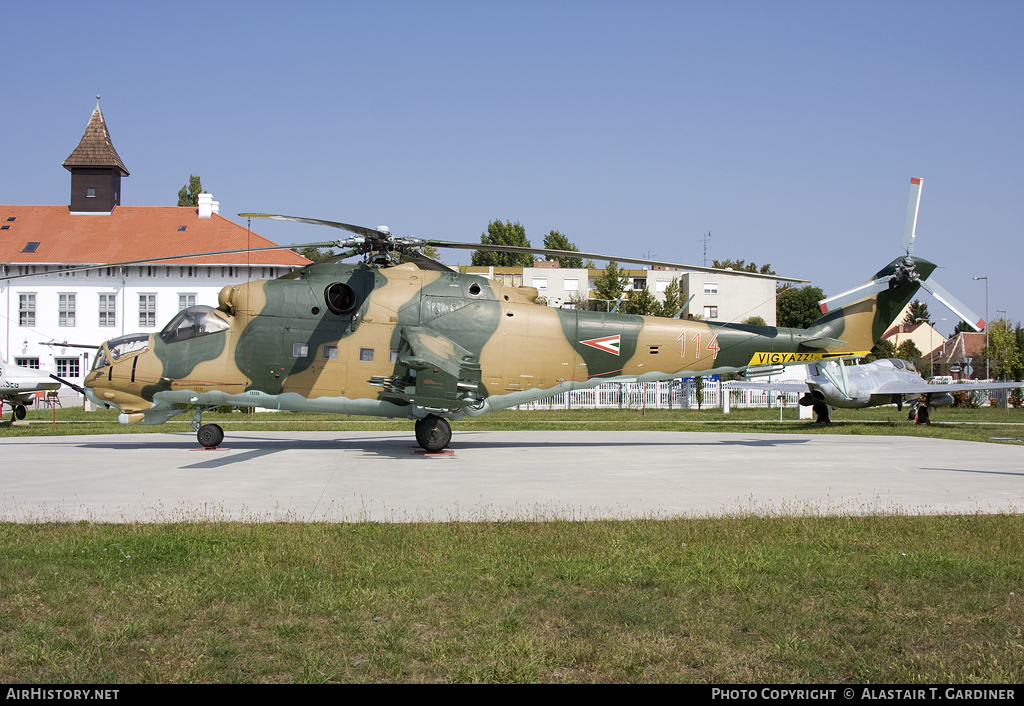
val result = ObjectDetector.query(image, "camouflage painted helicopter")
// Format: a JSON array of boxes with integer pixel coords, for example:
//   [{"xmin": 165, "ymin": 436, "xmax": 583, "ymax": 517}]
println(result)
[{"xmin": 77, "ymin": 179, "xmax": 976, "ymax": 451}]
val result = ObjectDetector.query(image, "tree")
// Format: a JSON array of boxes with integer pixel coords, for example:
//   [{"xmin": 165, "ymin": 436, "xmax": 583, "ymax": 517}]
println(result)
[
  {"xmin": 866, "ymin": 338, "xmax": 897, "ymax": 363},
  {"xmin": 177, "ymin": 174, "xmax": 203, "ymax": 207},
  {"xmin": 471, "ymin": 220, "xmax": 533, "ymax": 267},
  {"xmin": 660, "ymin": 277, "xmax": 685, "ymax": 318},
  {"xmin": 622, "ymin": 284, "xmax": 661, "ymax": 316},
  {"xmin": 694, "ymin": 375, "xmax": 705, "ymax": 410},
  {"xmin": 776, "ymin": 285, "xmax": 825, "ymax": 328},
  {"xmin": 902, "ymin": 300, "xmax": 931, "ymax": 326},
  {"xmin": 294, "ymin": 246, "xmax": 335, "ymax": 262},
  {"xmin": 591, "ymin": 261, "xmax": 629, "ymax": 311},
  {"xmin": 712, "ymin": 259, "xmax": 776, "ymax": 275},
  {"xmin": 568, "ymin": 289, "xmax": 595, "ymax": 311},
  {"xmin": 895, "ymin": 339, "xmax": 923, "ymax": 370},
  {"xmin": 985, "ymin": 319, "xmax": 1023, "ymax": 381},
  {"xmin": 417, "ymin": 244, "xmax": 443, "ymax": 263},
  {"xmin": 542, "ymin": 230, "xmax": 584, "ymax": 269},
  {"xmin": 953, "ymin": 320, "xmax": 976, "ymax": 336},
  {"xmin": 742, "ymin": 316, "xmax": 767, "ymax": 326}
]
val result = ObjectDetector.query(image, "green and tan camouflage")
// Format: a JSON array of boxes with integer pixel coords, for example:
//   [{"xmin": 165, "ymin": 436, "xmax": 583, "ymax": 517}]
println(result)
[{"xmin": 84, "ymin": 254, "xmax": 931, "ymax": 450}]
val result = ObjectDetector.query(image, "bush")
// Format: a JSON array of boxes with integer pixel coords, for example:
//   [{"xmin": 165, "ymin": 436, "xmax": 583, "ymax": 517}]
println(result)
[{"xmin": 952, "ymin": 390, "xmax": 980, "ymax": 408}]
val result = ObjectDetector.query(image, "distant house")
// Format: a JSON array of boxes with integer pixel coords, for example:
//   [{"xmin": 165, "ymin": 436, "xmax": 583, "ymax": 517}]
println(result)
[
  {"xmin": 929, "ymin": 331, "xmax": 988, "ymax": 380},
  {"xmin": 880, "ymin": 321, "xmax": 947, "ymax": 358},
  {"xmin": 0, "ymin": 101, "xmax": 308, "ymax": 389}
]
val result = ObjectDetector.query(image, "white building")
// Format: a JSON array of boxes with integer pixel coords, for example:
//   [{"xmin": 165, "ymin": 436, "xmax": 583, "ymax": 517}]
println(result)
[
  {"xmin": 0, "ymin": 103, "xmax": 308, "ymax": 392},
  {"xmin": 466, "ymin": 263, "xmax": 778, "ymax": 325}
]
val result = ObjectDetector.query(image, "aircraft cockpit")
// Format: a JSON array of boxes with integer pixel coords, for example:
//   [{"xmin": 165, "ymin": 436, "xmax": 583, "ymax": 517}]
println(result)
[
  {"xmin": 159, "ymin": 305, "xmax": 231, "ymax": 344},
  {"xmin": 883, "ymin": 358, "xmax": 916, "ymax": 373},
  {"xmin": 91, "ymin": 333, "xmax": 151, "ymax": 371}
]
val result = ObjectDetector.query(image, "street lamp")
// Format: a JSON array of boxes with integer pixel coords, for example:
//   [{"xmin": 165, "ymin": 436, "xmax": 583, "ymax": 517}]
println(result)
[{"xmin": 974, "ymin": 277, "xmax": 989, "ymax": 379}]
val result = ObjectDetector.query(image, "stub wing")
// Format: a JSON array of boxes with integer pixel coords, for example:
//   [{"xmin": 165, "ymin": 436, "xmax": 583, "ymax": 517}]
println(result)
[{"xmin": 370, "ymin": 326, "xmax": 484, "ymax": 412}]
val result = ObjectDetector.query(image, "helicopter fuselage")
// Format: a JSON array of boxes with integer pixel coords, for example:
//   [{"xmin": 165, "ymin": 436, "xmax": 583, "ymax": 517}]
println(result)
[{"xmin": 83, "ymin": 260, "xmax": 898, "ymax": 427}]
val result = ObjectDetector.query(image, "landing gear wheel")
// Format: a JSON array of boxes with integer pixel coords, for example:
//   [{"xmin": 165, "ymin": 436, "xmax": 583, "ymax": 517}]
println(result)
[
  {"xmin": 197, "ymin": 423, "xmax": 225, "ymax": 448},
  {"xmin": 415, "ymin": 415, "xmax": 452, "ymax": 452},
  {"xmin": 915, "ymin": 406, "xmax": 931, "ymax": 426},
  {"xmin": 14, "ymin": 405, "xmax": 27, "ymax": 421},
  {"xmin": 812, "ymin": 402, "xmax": 831, "ymax": 424}
]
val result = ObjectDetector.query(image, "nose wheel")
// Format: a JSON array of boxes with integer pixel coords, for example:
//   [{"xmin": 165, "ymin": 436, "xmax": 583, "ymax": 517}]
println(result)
[{"xmin": 414, "ymin": 415, "xmax": 452, "ymax": 452}]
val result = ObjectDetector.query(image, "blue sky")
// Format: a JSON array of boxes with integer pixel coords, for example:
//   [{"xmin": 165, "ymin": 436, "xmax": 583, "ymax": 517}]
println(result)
[{"xmin": 4, "ymin": 1, "xmax": 1020, "ymax": 335}]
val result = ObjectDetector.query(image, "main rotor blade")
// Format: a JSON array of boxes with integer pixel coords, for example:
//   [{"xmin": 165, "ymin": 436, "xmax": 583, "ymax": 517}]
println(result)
[
  {"xmin": 425, "ymin": 240, "xmax": 808, "ymax": 283},
  {"xmin": 918, "ymin": 277, "xmax": 986, "ymax": 331},
  {"xmin": 901, "ymin": 177, "xmax": 923, "ymax": 256},
  {"xmin": 818, "ymin": 277, "xmax": 893, "ymax": 314},
  {"xmin": 399, "ymin": 250, "xmax": 456, "ymax": 273},
  {"xmin": 0, "ymin": 241, "xmax": 342, "ymax": 282},
  {"xmin": 240, "ymin": 213, "xmax": 387, "ymax": 240},
  {"xmin": 241, "ymin": 212, "xmax": 807, "ymax": 282}
]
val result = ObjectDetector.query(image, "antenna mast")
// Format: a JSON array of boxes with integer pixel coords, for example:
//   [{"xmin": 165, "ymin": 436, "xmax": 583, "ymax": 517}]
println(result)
[{"xmin": 698, "ymin": 231, "xmax": 712, "ymax": 268}]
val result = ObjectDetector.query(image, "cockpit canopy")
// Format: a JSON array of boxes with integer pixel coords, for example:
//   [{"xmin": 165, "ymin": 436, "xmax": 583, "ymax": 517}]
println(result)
[
  {"xmin": 159, "ymin": 305, "xmax": 231, "ymax": 344},
  {"xmin": 883, "ymin": 358, "xmax": 917, "ymax": 373},
  {"xmin": 92, "ymin": 332, "xmax": 151, "ymax": 370}
]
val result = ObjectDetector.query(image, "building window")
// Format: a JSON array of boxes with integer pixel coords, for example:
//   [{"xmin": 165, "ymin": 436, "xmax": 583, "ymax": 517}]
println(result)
[
  {"xmin": 704, "ymin": 282, "xmax": 718, "ymax": 295},
  {"xmin": 178, "ymin": 294, "xmax": 196, "ymax": 311},
  {"xmin": 15, "ymin": 358, "xmax": 39, "ymax": 369},
  {"xmin": 704, "ymin": 306, "xmax": 718, "ymax": 319},
  {"xmin": 19, "ymin": 294, "xmax": 35, "ymax": 327},
  {"xmin": 564, "ymin": 278, "xmax": 579, "ymax": 291},
  {"xmin": 656, "ymin": 279, "xmax": 670, "ymax": 293},
  {"xmin": 59, "ymin": 294, "xmax": 76, "ymax": 327},
  {"xmin": 632, "ymin": 278, "xmax": 646, "ymax": 290},
  {"xmin": 86, "ymin": 188, "xmax": 96, "ymax": 198},
  {"xmin": 56, "ymin": 358, "xmax": 81, "ymax": 378},
  {"xmin": 532, "ymin": 277, "xmax": 548, "ymax": 290},
  {"xmin": 99, "ymin": 294, "xmax": 116, "ymax": 327},
  {"xmin": 139, "ymin": 294, "xmax": 156, "ymax": 327}
]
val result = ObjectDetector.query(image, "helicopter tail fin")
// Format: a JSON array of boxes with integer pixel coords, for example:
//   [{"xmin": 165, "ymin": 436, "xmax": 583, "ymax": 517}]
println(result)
[{"xmin": 804, "ymin": 256, "xmax": 935, "ymax": 355}]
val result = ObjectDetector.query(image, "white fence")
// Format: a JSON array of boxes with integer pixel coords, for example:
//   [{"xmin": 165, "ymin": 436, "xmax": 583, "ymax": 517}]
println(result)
[{"xmin": 515, "ymin": 380, "xmax": 803, "ymax": 411}]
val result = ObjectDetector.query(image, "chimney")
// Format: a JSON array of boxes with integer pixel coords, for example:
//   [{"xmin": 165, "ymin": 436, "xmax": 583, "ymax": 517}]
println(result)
[{"xmin": 198, "ymin": 192, "xmax": 214, "ymax": 218}]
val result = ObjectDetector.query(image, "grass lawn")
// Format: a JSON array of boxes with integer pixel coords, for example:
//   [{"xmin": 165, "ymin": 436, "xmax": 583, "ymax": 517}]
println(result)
[{"xmin": 1, "ymin": 404, "xmax": 1022, "ymax": 683}]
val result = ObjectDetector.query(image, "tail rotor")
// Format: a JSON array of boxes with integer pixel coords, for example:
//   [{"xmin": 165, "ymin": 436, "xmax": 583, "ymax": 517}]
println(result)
[{"xmin": 817, "ymin": 178, "xmax": 985, "ymax": 332}]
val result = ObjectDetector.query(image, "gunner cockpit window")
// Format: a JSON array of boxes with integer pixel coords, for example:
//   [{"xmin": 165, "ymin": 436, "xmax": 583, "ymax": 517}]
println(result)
[{"xmin": 160, "ymin": 305, "xmax": 231, "ymax": 344}]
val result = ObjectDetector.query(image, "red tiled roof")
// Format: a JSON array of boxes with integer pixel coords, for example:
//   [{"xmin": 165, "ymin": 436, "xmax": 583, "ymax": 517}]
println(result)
[
  {"xmin": 931, "ymin": 332, "xmax": 987, "ymax": 364},
  {"xmin": 0, "ymin": 205, "xmax": 310, "ymax": 266},
  {"xmin": 882, "ymin": 323, "xmax": 924, "ymax": 339}
]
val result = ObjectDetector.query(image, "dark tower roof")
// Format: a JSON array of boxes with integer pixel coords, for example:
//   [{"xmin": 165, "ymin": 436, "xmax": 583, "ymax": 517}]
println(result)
[{"xmin": 62, "ymin": 101, "xmax": 129, "ymax": 176}]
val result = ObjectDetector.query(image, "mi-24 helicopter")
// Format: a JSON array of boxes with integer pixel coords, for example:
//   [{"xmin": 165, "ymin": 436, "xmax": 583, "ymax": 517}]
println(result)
[{"xmin": 73, "ymin": 177, "xmax": 983, "ymax": 451}]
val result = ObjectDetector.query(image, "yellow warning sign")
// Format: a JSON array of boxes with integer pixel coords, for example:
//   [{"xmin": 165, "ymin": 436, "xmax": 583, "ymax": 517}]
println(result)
[{"xmin": 747, "ymin": 351, "xmax": 870, "ymax": 366}]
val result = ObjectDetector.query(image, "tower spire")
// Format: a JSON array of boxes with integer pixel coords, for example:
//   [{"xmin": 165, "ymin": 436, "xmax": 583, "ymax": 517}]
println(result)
[{"xmin": 63, "ymin": 100, "xmax": 129, "ymax": 213}]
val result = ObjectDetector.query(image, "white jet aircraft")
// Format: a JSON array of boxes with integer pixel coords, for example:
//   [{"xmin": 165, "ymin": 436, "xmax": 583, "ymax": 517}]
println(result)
[
  {"xmin": 727, "ymin": 358, "xmax": 1022, "ymax": 424},
  {"xmin": 0, "ymin": 356, "xmax": 61, "ymax": 420}
]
